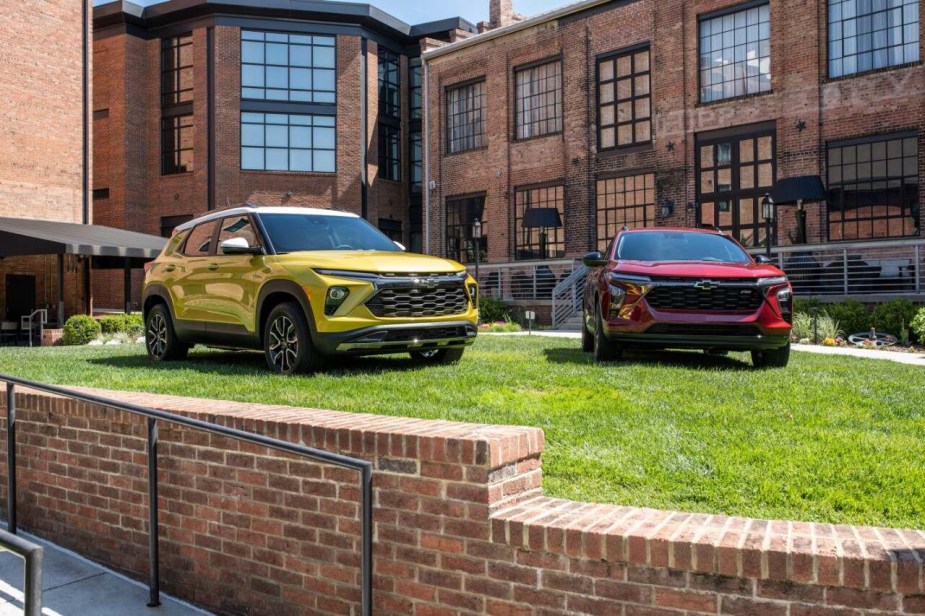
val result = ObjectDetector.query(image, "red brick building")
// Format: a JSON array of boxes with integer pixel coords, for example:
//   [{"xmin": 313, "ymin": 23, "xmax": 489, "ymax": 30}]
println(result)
[
  {"xmin": 423, "ymin": 0, "xmax": 924, "ymax": 308},
  {"xmin": 0, "ymin": 1, "xmax": 91, "ymax": 328},
  {"xmin": 92, "ymin": 0, "xmax": 476, "ymax": 309}
]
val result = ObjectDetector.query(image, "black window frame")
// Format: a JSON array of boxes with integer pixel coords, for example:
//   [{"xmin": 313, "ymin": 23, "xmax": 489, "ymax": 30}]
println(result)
[
  {"xmin": 161, "ymin": 114, "xmax": 195, "ymax": 175},
  {"xmin": 161, "ymin": 33, "xmax": 193, "ymax": 108},
  {"xmin": 240, "ymin": 30, "xmax": 337, "ymax": 104},
  {"xmin": 410, "ymin": 129, "xmax": 423, "ymax": 194},
  {"xmin": 698, "ymin": 1, "xmax": 772, "ymax": 104},
  {"xmin": 240, "ymin": 111, "xmax": 336, "ymax": 173},
  {"xmin": 445, "ymin": 79, "xmax": 488, "ymax": 154},
  {"xmin": 409, "ymin": 57, "xmax": 423, "ymax": 121},
  {"xmin": 445, "ymin": 194, "xmax": 487, "ymax": 264},
  {"xmin": 378, "ymin": 48, "xmax": 401, "ymax": 120},
  {"xmin": 514, "ymin": 183, "xmax": 566, "ymax": 261},
  {"xmin": 513, "ymin": 58, "xmax": 563, "ymax": 140},
  {"xmin": 597, "ymin": 44, "xmax": 652, "ymax": 152},
  {"xmin": 826, "ymin": 131, "xmax": 920, "ymax": 241},
  {"xmin": 379, "ymin": 124, "xmax": 401, "ymax": 182},
  {"xmin": 595, "ymin": 173, "xmax": 656, "ymax": 251},
  {"xmin": 181, "ymin": 221, "xmax": 218, "ymax": 257},
  {"xmin": 827, "ymin": 0, "xmax": 920, "ymax": 79}
]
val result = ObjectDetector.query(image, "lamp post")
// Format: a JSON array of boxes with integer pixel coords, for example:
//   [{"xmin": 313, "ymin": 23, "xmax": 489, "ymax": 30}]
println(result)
[
  {"xmin": 761, "ymin": 193, "xmax": 775, "ymax": 259},
  {"xmin": 472, "ymin": 218, "xmax": 482, "ymax": 285}
]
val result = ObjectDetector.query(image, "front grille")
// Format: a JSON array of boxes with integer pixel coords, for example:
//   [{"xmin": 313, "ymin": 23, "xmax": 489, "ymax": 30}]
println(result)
[
  {"xmin": 382, "ymin": 326, "xmax": 470, "ymax": 342},
  {"xmin": 646, "ymin": 284, "xmax": 764, "ymax": 312},
  {"xmin": 366, "ymin": 286, "xmax": 469, "ymax": 318},
  {"xmin": 646, "ymin": 324, "xmax": 760, "ymax": 337}
]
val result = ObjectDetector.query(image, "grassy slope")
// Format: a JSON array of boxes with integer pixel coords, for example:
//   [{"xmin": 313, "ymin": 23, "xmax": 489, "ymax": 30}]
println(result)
[{"xmin": 0, "ymin": 337, "xmax": 922, "ymax": 529}]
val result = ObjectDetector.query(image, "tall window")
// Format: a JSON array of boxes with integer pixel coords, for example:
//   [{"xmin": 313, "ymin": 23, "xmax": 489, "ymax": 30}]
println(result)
[
  {"xmin": 161, "ymin": 34, "xmax": 193, "ymax": 107},
  {"xmin": 161, "ymin": 34, "xmax": 193, "ymax": 175},
  {"xmin": 410, "ymin": 130, "xmax": 423, "ymax": 193},
  {"xmin": 596, "ymin": 174, "xmax": 655, "ymax": 251},
  {"xmin": 699, "ymin": 4, "xmax": 771, "ymax": 103},
  {"xmin": 162, "ymin": 115, "xmax": 194, "ymax": 175},
  {"xmin": 515, "ymin": 185, "xmax": 565, "ymax": 260},
  {"xmin": 379, "ymin": 125, "xmax": 401, "ymax": 182},
  {"xmin": 827, "ymin": 134, "xmax": 920, "ymax": 240},
  {"xmin": 828, "ymin": 0, "xmax": 919, "ymax": 78},
  {"xmin": 697, "ymin": 126, "xmax": 776, "ymax": 247},
  {"xmin": 241, "ymin": 113, "xmax": 335, "ymax": 172},
  {"xmin": 409, "ymin": 57, "xmax": 423, "ymax": 121},
  {"xmin": 446, "ymin": 80, "xmax": 487, "ymax": 154},
  {"xmin": 378, "ymin": 49, "xmax": 401, "ymax": 119},
  {"xmin": 445, "ymin": 195, "xmax": 486, "ymax": 264},
  {"xmin": 598, "ymin": 47, "xmax": 651, "ymax": 150},
  {"xmin": 241, "ymin": 31, "xmax": 336, "ymax": 103},
  {"xmin": 514, "ymin": 60, "xmax": 562, "ymax": 139}
]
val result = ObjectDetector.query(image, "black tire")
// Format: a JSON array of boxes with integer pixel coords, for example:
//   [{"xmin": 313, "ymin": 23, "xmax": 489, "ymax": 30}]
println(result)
[
  {"xmin": 145, "ymin": 304, "xmax": 189, "ymax": 361},
  {"xmin": 751, "ymin": 342, "xmax": 791, "ymax": 368},
  {"xmin": 593, "ymin": 305, "xmax": 622, "ymax": 362},
  {"xmin": 264, "ymin": 302, "xmax": 319, "ymax": 375},
  {"xmin": 581, "ymin": 309, "xmax": 594, "ymax": 352},
  {"xmin": 409, "ymin": 347, "xmax": 465, "ymax": 365}
]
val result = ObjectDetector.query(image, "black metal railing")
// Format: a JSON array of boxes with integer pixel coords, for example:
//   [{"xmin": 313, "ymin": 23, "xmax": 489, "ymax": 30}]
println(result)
[
  {"xmin": 0, "ymin": 374, "xmax": 373, "ymax": 615},
  {"xmin": 0, "ymin": 527, "xmax": 43, "ymax": 616}
]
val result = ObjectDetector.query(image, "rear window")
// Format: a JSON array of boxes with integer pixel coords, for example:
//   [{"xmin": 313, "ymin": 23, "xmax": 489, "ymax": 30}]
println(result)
[{"xmin": 616, "ymin": 232, "xmax": 751, "ymax": 263}]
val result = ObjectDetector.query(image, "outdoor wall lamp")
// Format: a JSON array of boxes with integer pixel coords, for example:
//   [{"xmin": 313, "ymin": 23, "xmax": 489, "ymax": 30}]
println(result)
[{"xmin": 659, "ymin": 199, "xmax": 674, "ymax": 218}]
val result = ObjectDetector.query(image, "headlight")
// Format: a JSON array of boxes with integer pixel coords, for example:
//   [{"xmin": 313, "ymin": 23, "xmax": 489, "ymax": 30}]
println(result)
[
  {"xmin": 757, "ymin": 276, "xmax": 788, "ymax": 286},
  {"xmin": 324, "ymin": 286, "xmax": 350, "ymax": 316},
  {"xmin": 607, "ymin": 273, "xmax": 652, "ymax": 285},
  {"xmin": 608, "ymin": 285, "xmax": 627, "ymax": 314},
  {"xmin": 467, "ymin": 283, "xmax": 478, "ymax": 309},
  {"xmin": 777, "ymin": 288, "xmax": 793, "ymax": 322}
]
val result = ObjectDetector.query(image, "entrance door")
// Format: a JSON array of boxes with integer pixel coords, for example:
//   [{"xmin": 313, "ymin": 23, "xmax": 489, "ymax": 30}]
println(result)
[{"xmin": 5, "ymin": 275, "xmax": 36, "ymax": 321}]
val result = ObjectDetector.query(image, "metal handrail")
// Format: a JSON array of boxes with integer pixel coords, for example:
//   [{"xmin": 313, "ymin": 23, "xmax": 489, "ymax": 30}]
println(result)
[
  {"xmin": 551, "ymin": 264, "xmax": 588, "ymax": 328},
  {"xmin": 19, "ymin": 310, "xmax": 47, "ymax": 348},
  {"xmin": 0, "ymin": 528, "xmax": 43, "ymax": 616},
  {"xmin": 0, "ymin": 375, "xmax": 373, "ymax": 615}
]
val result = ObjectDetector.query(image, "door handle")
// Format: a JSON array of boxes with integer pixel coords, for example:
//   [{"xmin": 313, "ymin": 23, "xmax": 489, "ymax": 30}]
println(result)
[
  {"xmin": 208, "ymin": 264, "xmax": 219, "ymax": 271},
  {"xmin": 163, "ymin": 265, "xmax": 176, "ymax": 273}
]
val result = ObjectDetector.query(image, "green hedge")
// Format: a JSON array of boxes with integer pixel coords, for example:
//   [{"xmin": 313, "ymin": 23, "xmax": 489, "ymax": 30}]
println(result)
[
  {"xmin": 792, "ymin": 299, "xmax": 924, "ymax": 340},
  {"xmin": 870, "ymin": 299, "xmax": 918, "ymax": 338},
  {"xmin": 478, "ymin": 296, "xmax": 511, "ymax": 324},
  {"xmin": 99, "ymin": 314, "xmax": 144, "ymax": 337},
  {"xmin": 61, "ymin": 315, "xmax": 101, "ymax": 346}
]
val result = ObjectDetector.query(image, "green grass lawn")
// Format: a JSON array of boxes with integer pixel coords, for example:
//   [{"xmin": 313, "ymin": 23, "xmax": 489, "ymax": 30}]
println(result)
[{"xmin": 1, "ymin": 337, "xmax": 923, "ymax": 529}]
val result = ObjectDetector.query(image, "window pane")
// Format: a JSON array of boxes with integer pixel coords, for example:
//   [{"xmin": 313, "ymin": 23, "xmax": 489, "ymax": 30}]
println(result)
[
  {"xmin": 240, "ymin": 30, "xmax": 338, "ymax": 103},
  {"xmin": 514, "ymin": 185, "xmax": 566, "ymax": 260},
  {"xmin": 827, "ymin": 0, "xmax": 919, "ymax": 77},
  {"xmin": 240, "ymin": 113, "xmax": 336, "ymax": 173},
  {"xmin": 596, "ymin": 174, "xmax": 656, "ymax": 250},
  {"xmin": 515, "ymin": 61, "xmax": 562, "ymax": 139},
  {"xmin": 700, "ymin": 4, "xmax": 771, "ymax": 102},
  {"xmin": 446, "ymin": 80, "xmax": 487, "ymax": 154},
  {"xmin": 597, "ymin": 48, "xmax": 650, "ymax": 150}
]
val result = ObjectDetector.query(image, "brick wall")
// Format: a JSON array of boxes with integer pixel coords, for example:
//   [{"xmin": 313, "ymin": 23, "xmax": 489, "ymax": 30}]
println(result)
[{"xmin": 2, "ymin": 385, "xmax": 922, "ymax": 615}]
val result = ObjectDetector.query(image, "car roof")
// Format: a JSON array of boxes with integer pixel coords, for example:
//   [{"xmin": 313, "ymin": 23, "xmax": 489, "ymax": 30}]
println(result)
[
  {"xmin": 175, "ymin": 205, "xmax": 358, "ymax": 232},
  {"xmin": 620, "ymin": 227, "xmax": 723, "ymax": 235}
]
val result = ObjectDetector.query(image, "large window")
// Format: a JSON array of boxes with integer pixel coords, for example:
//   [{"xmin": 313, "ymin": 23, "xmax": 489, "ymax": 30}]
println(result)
[
  {"xmin": 598, "ymin": 47, "xmax": 651, "ymax": 150},
  {"xmin": 596, "ymin": 174, "xmax": 656, "ymax": 251},
  {"xmin": 409, "ymin": 57, "xmax": 422, "ymax": 121},
  {"xmin": 161, "ymin": 34, "xmax": 193, "ymax": 107},
  {"xmin": 410, "ymin": 130, "xmax": 422, "ymax": 193},
  {"xmin": 445, "ymin": 195, "xmax": 486, "ymax": 264},
  {"xmin": 379, "ymin": 125, "xmax": 401, "ymax": 182},
  {"xmin": 514, "ymin": 60, "xmax": 562, "ymax": 140},
  {"xmin": 828, "ymin": 0, "xmax": 919, "ymax": 78},
  {"xmin": 378, "ymin": 49, "xmax": 401, "ymax": 120},
  {"xmin": 697, "ymin": 126, "xmax": 776, "ymax": 247},
  {"xmin": 162, "ymin": 115, "xmax": 194, "ymax": 175},
  {"xmin": 515, "ymin": 185, "xmax": 565, "ymax": 260},
  {"xmin": 241, "ymin": 112, "xmax": 335, "ymax": 172},
  {"xmin": 699, "ymin": 4, "xmax": 771, "ymax": 103},
  {"xmin": 827, "ymin": 134, "xmax": 920, "ymax": 240},
  {"xmin": 241, "ymin": 31, "xmax": 336, "ymax": 103},
  {"xmin": 446, "ymin": 80, "xmax": 487, "ymax": 154}
]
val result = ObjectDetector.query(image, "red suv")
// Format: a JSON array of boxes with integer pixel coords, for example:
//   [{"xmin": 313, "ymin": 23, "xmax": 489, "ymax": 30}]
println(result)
[{"xmin": 581, "ymin": 228, "xmax": 793, "ymax": 367}]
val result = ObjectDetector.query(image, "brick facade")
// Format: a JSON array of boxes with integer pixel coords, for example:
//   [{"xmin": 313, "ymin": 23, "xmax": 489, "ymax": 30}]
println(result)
[
  {"xmin": 424, "ymin": 0, "xmax": 925, "ymax": 263},
  {"xmin": 0, "ymin": 1, "xmax": 90, "ymax": 323},
  {"xmin": 2, "ymin": 385, "xmax": 923, "ymax": 615}
]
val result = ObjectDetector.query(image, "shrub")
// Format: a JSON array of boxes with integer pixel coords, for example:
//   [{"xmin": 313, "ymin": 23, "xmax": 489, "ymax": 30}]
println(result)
[
  {"xmin": 870, "ymin": 299, "xmax": 919, "ymax": 337},
  {"xmin": 478, "ymin": 296, "xmax": 511, "ymax": 324},
  {"xmin": 793, "ymin": 297, "xmax": 823, "ymax": 316},
  {"xmin": 910, "ymin": 307, "xmax": 925, "ymax": 345},
  {"xmin": 62, "ymin": 315, "xmax": 101, "ymax": 346},
  {"xmin": 792, "ymin": 312, "xmax": 843, "ymax": 342},
  {"xmin": 823, "ymin": 300, "xmax": 870, "ymax": 335},
  {"xmin": 99, "ymin": 314, "xmax": 144, "ymax": 337}
]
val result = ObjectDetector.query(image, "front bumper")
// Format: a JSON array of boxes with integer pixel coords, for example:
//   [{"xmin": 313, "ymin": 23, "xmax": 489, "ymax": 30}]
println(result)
[
  {"xmin": 604, "ymin": 326, "xmax": 790, "ymax": 350},
  {"xmin": 314, "ymin": 321, "xmax": 478, "ymax": 356}
]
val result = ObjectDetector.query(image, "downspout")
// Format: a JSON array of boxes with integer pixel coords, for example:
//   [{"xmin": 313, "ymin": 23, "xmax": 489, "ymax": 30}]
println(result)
[
  {"xmin": 423, "ymin": 57, "xmax": 431, "ymax": 254},
  {"xmin": 82, "ymin": 0, "xmax": 90, "ymax": 224},
  {"xmin": 360, "ymin": 38, "xmax": 369, "ymax": 220},
  {"xmin": 207, "ymin": 27, "xmax": 216, "ymax": 210}
]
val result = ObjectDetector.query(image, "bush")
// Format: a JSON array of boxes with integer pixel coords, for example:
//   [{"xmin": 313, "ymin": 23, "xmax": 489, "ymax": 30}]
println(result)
[
  {"xmin": 910, "ymin": 307, "xmax": 925, "ymax": 345},
  {"xmin": 61, "ymin": 315, "xmax": 101, "ymax": 346},
  {"xmin": 792, "ymin": 312, "xmax": 843, "ymax": 342},
  {"xmin": 478, "ymin": 296, "xmax": 511, "ymax": 324},
  {"xmin": 824, "ymin": 300, "xmax": 870, "ymax": 335},
  {"xmin": 870, "ymin": 299, "xmax": 919, "ymax": 337},
  {"xmin": 793, "ymin": 297, "xmax": 823, "ymax": 316},
  {"xmin": 99, "ymin": 314, "xmax": 144, "ymax": 337}
]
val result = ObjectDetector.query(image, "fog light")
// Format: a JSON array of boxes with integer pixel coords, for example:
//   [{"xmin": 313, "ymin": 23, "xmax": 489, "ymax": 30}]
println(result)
[{"xmin": 325, "ymin": 286, "xmax": 350, "ymax": 316}]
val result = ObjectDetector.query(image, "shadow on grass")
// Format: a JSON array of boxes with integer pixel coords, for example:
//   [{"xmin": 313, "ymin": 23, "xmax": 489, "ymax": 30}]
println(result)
[
  {"xmin": 87, "ymin": 349, "xmax": 435, "ymax": 377},
  {"xmin": 543, "ymin": 346, "xmax": 754, "ymax": 370}
]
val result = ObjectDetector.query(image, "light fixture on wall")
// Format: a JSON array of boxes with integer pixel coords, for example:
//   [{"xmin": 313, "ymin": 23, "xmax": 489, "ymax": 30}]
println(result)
[{"xmin": 658, "ymin": 199, "xmax": 675, "ymax": 218}]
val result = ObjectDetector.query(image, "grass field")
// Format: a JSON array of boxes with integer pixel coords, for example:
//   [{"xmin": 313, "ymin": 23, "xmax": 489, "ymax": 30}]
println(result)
[{"xmin": 0, "ymin": 336, "xmax": 923, "ymax": 529}]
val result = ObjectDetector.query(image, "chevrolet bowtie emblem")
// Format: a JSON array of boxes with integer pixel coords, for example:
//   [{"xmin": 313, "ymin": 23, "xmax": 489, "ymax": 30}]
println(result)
[{"xmin": 694, "ymin": 280, "xmax": 719, "ymax": 291}]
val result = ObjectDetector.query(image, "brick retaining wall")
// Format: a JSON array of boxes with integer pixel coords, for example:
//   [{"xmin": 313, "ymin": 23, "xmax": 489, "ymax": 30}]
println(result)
[{"xmin": 1, "ymin": 386, "xmax": 922, "ymax": 615}]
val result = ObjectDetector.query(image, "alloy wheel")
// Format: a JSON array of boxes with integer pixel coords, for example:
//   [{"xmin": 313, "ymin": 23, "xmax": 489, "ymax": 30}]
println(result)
[
  {"xmin": 268, "ymin": 315, "xmax": 299, "ymax": 373},
  {"xmin": 147, "ymin": 313, "xmax": 167, "ymax": 359}
]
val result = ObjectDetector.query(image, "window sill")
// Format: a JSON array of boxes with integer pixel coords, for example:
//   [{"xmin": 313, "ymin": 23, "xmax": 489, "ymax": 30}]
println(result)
[
  {"xmin": 823, "ymin": 60, "xmax": 923, "ymax": 84},
  {"xmin": 512, "ymin": 131, "xmax": 563, "ymax": 144},
  {"xmin": 240, "ymin": 170, "xmax": 336, "ymax": 177},
  {"xmin": 597, "ymin": 143, "xmax": 654, "ymax": 159},
  {"xmin": 160, "ymin": 171, "xmax": 195, "ymax": 178},
  {"xmin": 445, "ymin": 145, "xmax": 489, "ymax": 158},
  {"xmin": 696, "ymin": 89, "xmax": 774, "ymax": 108}
]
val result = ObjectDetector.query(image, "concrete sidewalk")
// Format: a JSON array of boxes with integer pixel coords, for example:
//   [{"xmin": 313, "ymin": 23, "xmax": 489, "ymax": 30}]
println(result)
[{"xmin": 0, "ymin": 532, "xmax": 209, "ymax": 616}]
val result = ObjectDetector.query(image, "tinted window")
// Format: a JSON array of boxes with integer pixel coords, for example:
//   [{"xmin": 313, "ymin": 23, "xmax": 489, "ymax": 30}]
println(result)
[
  {"xmin": 259, "ymin": 214, "xmax": 400, "ymax": 253},
  {"xmin": 616, "ymin": 232, "xmax": 751, "ymax": 263},
  {"xmin": 217, "ymin": 216, "xmax": 260, "ymax": 251},
  {"xmin": 182, "ymin": 222, "xmax": 216, "ymax": 256}
]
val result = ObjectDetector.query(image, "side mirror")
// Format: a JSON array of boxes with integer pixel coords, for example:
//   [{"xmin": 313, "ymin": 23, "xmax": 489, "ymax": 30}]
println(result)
[
  {"xmin": 755, "ymin": 254, "xmax": 772, "ymax": 265},
  {"xmin": 583, "ymin": 251, "xmax": 609, "ymax": 267},
  {"xmin": 394, "ymin": 241, "xmax": 407, "ymax": 252},
  {"xmin": 220, "ymin": 237, "xmax": 262, "ymax": 255}
]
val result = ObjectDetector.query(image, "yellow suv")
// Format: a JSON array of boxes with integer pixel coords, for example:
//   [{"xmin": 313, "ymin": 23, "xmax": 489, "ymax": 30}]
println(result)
[{"xmin": 143, "ymin": 206, "xmax": 478, "ymax": 374}]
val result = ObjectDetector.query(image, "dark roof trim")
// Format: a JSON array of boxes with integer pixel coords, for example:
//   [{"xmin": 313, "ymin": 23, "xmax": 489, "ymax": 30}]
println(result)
[
  {"xmin": 0, "ymin": 217, "xmax": 166, "ymax": 260},
  {"xmin": 93, "ymin": 0, "xmax": 475, "ymax": 44}
]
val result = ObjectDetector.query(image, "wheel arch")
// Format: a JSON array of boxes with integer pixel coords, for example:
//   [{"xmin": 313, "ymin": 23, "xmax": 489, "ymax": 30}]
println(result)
[{"xmin": 256, "ymin": 280, "xmax": 317, "ymax": 343}]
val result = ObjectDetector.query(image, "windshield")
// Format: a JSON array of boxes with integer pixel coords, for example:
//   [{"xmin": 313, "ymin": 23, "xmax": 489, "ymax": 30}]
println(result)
[
  {"xmin": 616, "ymin": 231, "xmax": 752, "ymax": 263},
  {"xmin": 259, "ymin": 213, "xmax": 401, "ymax": 254}
]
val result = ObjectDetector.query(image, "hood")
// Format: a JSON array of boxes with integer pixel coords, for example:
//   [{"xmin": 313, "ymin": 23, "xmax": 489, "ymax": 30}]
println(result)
[
  {"xmin": 612, "ymin": 260, "xmax": 785, "ymax": 279},
  {"xmin": 271, "ymin": 251, "xmax": 466, "ymax": 275}
]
